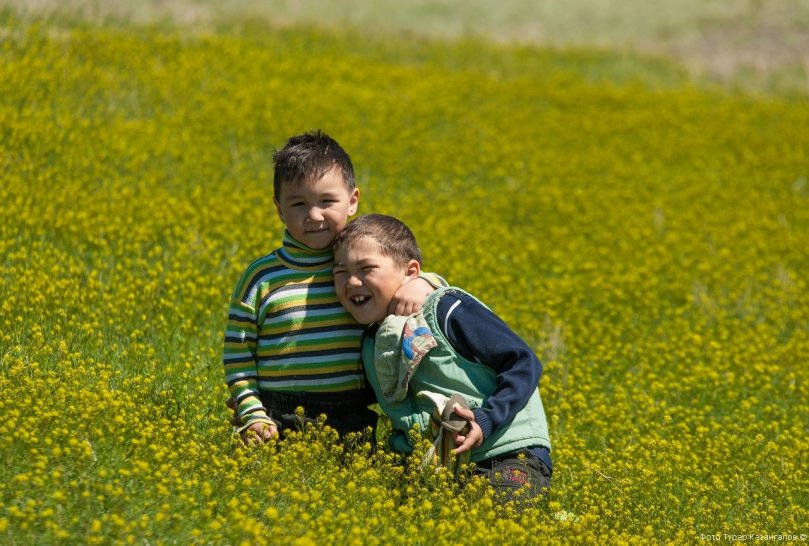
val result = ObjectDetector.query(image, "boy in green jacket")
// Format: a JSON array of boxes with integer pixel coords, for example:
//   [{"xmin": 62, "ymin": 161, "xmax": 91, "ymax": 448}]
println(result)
[{"xmin": 332, "ymin": 214, "xmax": 552, "ymax": 499}]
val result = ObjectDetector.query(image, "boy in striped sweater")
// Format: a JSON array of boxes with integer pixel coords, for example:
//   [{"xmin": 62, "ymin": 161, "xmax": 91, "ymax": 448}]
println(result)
[{"xmin": 224, "ymin": 131, "xmax": 440, "ymax": 444}]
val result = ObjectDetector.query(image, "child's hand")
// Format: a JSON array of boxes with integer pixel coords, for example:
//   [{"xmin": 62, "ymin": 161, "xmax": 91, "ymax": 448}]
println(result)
[
  {"xmin": 388, "ymin": 278, "xmax": 435, "ymax": 316},
  {"xmin": 241, "ymin": 421, "xmax": 278, "ymax": 445},
  {"xmin": 450, "ymin": 404, "xmax": 484, "ymax": 454},
  {"xmin": 228, "ymin": 397, "xmax": 278, "ymax": 444}
]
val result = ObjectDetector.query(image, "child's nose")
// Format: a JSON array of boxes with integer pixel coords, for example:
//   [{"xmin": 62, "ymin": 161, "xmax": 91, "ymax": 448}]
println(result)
[
  {"xmin": 307, "ymin": 207, "xmax": 324, "ymax": 221},
  {"xmin": 347, "ymin": 273, "xmax": 363, "ymax": 287}
]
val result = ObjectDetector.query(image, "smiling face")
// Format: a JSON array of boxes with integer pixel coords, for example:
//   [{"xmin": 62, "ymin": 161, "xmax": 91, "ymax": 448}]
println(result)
[
  {"xmin": 334, "ymin": 236, "xmax": 421, "ymax": 324},
  {"xmin": 274, "ymin": 167, "xmax": 359, "ymax": 249}
]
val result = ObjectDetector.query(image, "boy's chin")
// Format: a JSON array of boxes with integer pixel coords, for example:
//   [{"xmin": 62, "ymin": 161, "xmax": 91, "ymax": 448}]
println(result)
[
  {"xmin": 306, "ymin": 240, "xmax": 333, "ymax": 250},
  {"xmin": 347, "ymin": 309, "xmax": 385, "ymax": 325},
  {"xmin": 352, "ymin": 315, "xmax": 378, "ymax": 326}
]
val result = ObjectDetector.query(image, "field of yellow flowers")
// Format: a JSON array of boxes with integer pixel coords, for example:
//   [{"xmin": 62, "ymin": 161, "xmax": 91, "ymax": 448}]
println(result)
[{"xmin": 1, "ymin": 14, "xmax": 808, "ymax": 545}]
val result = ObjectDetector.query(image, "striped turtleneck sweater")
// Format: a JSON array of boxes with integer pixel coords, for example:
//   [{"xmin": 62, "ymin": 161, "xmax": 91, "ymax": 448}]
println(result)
[{"xmin": 223, "ymin": 231, "xmax": 366, "ymax": 426}]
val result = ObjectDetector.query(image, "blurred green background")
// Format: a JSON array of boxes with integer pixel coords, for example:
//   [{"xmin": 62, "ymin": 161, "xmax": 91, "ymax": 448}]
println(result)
[{"xmin": 3, "ymin": 0, "xmax": 808, "ymax": 94}]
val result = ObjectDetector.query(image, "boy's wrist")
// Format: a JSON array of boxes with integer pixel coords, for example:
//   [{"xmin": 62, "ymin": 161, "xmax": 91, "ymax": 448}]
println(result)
[{"xmin": 472, "ymin": 408, "xmax": 493, "ymax": 439}]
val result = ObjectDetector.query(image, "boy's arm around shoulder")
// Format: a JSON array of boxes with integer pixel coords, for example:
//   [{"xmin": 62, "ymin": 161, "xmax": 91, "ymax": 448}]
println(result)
[{"xmin": 437, "ymin": 292, "xmax": 542, "ymax": 440}]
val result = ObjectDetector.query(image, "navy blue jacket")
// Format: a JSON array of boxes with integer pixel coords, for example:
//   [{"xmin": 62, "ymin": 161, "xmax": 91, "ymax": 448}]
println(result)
[{"xmin": 435, "ymin": 292, "xmax": 552, "ymax": 471}]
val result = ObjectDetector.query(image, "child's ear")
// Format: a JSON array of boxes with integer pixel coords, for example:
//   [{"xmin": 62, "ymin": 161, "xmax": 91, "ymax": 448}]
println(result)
[
  {"xmin": 348, "ymin": 188, "xmax": 360, "ymax": 216},
  {"xmin": 274, "ymin": 199, "xmax": 284, "ymax": 223},
  {"xmin": 405, "ymin": 259, "xmax": 421, "ymax": 280}
]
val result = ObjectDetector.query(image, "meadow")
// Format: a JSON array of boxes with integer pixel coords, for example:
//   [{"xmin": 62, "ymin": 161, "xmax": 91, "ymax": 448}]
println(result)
[
  {"xmin": 4, "ymin": 0, "xmax": 808, "ymax": 94},
  {"xmin": 1, "ymin": 9, "xmax": 808, "ymax": 546}
]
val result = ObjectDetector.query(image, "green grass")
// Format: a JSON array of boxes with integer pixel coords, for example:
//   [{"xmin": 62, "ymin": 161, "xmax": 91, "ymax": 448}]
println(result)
[{"xmin": 1, "ymin": 10, "xmax": 807, "ymax": 546}]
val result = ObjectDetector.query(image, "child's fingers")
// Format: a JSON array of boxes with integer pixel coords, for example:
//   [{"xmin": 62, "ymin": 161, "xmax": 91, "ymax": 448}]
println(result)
[
  {"xmin": 453, "ymin": 435, "xmax": 474, "ymax": 454},
  {"xmin": 258, "ymin": 422, "xmax": 279, "ymax": 441},
  {"xmin": 241, "ymin": 422, "xmax": 278, "ymax": 445},
  {"xmin": 261, "ymin": 422, "xmax": 279, "ymax": 440},
  {"xmin": 388, "ymin": 299, "xmax": 422, "ymax": 316},
  {"xmin": 452, "ymin": 418, "xmax": 483, "ymax": 453},
  {"xmin": 452, "ymin": 404, "xmax": 476, "ymax": 422},
  {"xmin": 387, "ymin": 299, "xmax": 406, "ymax": 316}
]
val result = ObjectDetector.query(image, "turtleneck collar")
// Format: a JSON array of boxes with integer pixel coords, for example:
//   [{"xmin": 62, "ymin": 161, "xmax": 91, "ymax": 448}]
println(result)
[{"xmin": 276, "ymin": 230, "xmax": 334, "ymax": 269}]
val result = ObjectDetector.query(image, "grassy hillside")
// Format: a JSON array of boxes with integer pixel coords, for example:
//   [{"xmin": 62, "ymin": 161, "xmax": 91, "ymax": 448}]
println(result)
[
  {"xmin": 1, "ymin": 14, "xmax": 807, "ymax": 545},
  {"xmin": 2, "ymin": 0, "xmax": 808, "ymax": 94}
]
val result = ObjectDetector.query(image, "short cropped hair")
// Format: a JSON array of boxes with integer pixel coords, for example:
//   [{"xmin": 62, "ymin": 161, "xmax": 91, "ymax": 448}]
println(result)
[
  {"xmin": 273, "ymin": 131, "xmax": 355, "ymax": 201},
  {"xmin": 332, "ymin": 214, "xmax": 423, "ymax": 267}
]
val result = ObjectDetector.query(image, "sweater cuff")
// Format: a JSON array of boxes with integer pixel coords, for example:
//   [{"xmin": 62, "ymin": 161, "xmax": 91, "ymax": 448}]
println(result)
[
  {"xmin": 473, "ymin": 408, "xmax": 494, "ymax": 439},
  {"xmin": 241, "ymin": 406, "xmax": 270, "ymax": 426},
  {"xmin": 235, "ymin": 416, "xmax": 275, "ymax": 434}
]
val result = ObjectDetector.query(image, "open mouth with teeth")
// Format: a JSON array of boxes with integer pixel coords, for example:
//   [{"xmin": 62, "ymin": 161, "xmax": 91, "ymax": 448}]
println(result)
[{"xmin": 350, "ymin": 295, "xmax": 371, "ymax": 305}]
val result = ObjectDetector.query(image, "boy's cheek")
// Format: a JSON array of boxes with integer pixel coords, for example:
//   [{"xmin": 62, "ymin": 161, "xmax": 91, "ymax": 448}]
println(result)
[{"xmin": 335, "ymin": 292, "xmax": 352, "ymax": 310}]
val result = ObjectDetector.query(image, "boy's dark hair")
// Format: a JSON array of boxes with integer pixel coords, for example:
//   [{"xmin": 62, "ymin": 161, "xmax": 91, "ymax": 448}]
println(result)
[
  {"xmin": 273, "ymin": 130, "xmax": 355, "ymax": 201},
  {"xmin": 333, "ymin": 214, "xmax": 423, "ymax": 267}
]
